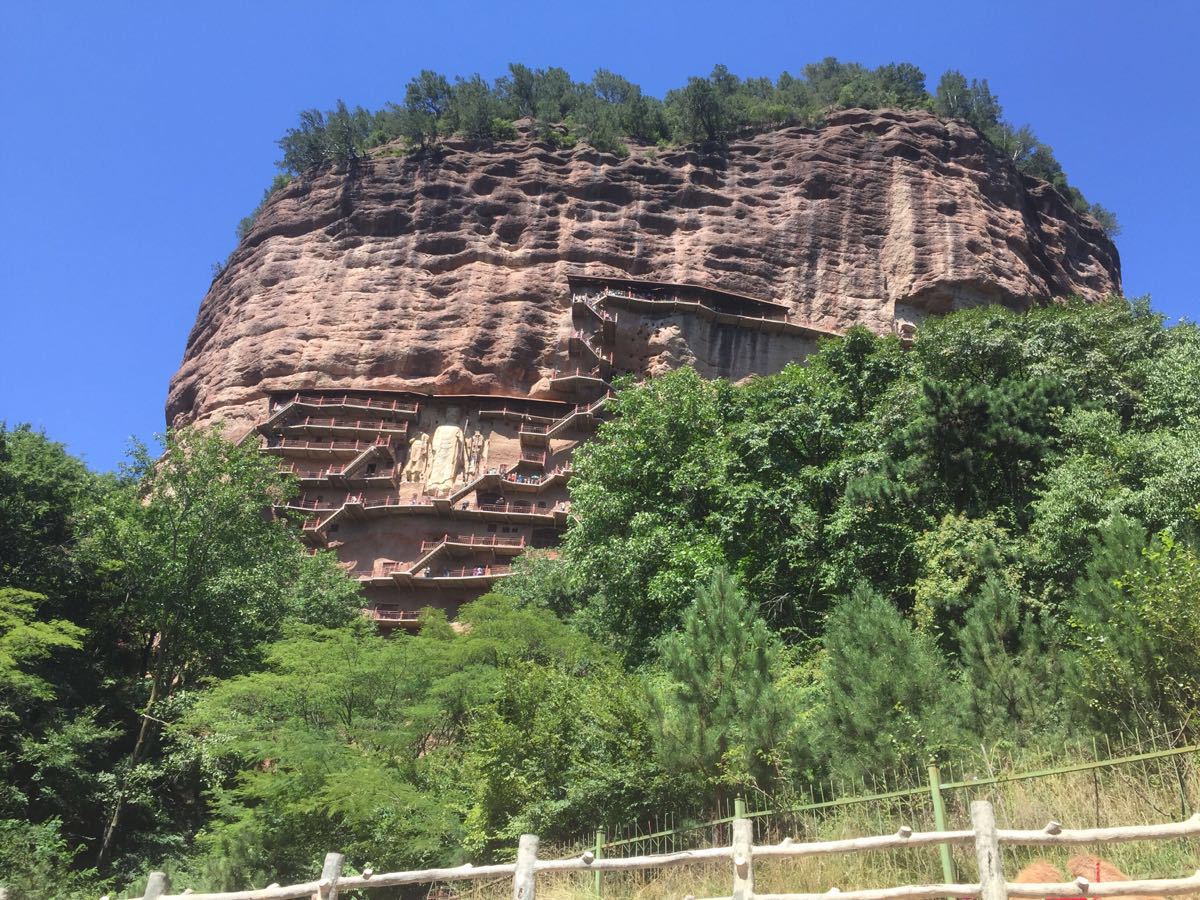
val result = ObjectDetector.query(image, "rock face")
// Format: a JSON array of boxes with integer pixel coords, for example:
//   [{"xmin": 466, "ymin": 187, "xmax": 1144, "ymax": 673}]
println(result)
[{"xmin": 168, "ymin": 108, "xmax": 1119, "ymax": 438}]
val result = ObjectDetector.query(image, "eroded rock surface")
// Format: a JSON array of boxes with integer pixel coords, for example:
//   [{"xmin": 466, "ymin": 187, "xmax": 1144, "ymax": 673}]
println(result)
[{"xmin": 168, "ymin": 109, "xmax": 1120, "ymax": 436}]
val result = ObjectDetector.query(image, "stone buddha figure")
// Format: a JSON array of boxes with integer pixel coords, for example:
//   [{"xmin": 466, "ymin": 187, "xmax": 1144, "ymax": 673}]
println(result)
[
  {"xmin": 401, "ymin": 432, "xmax": 431, "ymax": 483},
  {"xmin": 425, "ymin": 424, "xmax": 466, "ymax": 490},
  {"xmin": 465, "ymin": 427, "xmax": 487, "ymax": 479}
]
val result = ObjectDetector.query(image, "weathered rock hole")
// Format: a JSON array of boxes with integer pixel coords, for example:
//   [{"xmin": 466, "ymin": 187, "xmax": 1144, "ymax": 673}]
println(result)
[{"xmin": 415, "ymin": 235, "xmax": 468, "ymax": 256}]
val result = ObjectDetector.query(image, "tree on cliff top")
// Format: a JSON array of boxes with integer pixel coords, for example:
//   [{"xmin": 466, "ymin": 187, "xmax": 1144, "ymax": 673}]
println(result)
[
  {"xmin": 404, "ymin": 70, "xmax": 453, "ymax": 146},
  {"xmin": 263, "ymin": 59, "xmax": 1117, "ymax": 236}
]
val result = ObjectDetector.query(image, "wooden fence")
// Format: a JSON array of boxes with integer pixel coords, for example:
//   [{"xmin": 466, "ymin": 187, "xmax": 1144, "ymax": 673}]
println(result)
[
  {"xmin": 588, "ymin": 731, "xmax": 1200, "ymax": 868},
  {"xmin": 118, "ymin": 801, "xmax": 1200, "ymax": 900}
]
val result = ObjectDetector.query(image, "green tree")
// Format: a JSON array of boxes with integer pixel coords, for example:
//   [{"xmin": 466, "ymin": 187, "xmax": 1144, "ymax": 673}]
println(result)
[
  {"xmin": 666, "ymin": 75, "xmax": 730, "ymax": 142},
  {"xmin": 720, "ymin": 328, "xmax": 906, "ymax": 626},
  {"xmin": 0, "ymin": 588, "xmax": 103, "ymax": 899},
  {"xmin": 498, "ymin": 63, "xmax": 538, "ymax": 118},
  {"xmin": 0, "ymin": 588, "xmax": 84, "ymax": 706},
  {"xmin": 459, "ymin": 660, "xmax": 667, "ymax": 851},
  {"xmin": 802, "ymin": 58, "xmax": 866, "ymax": 107},
  {"xmin": 450, "ymin": 74, "xmax": 503, "ymax": 141},
  {"xmin": 0, "ymin": 425, "xmax": 95, "ymax": 601},
  {"xmin": 572, "ymin": 95, "xmax": 626, "ymax": 155},
  {"xmin": 277, "ymin": 108, "xmax": 329, "ymax": 174},
  {"xmin": 0, "ymin": 817, "xmax": 97, "ymax": 900},
  {"xmin": 912, "ymin": 513, "xmax": 1019, "ymax": 636},
  {"xmin": 1068, "ymin": 519, "xmax": 1200, "ymax": 732},
  {"xmin": 964, "ymin": 78, "xmax": 1002, "ymax": 131},
  {"xmin": 819, "ymin": 586, "xmax": 955, "ymax": 772},
  {"xmin": 564, "ymin": 370, "xmax": 731, "ymax": 662},
  {"xmin": 933, "ymin": 70, "xmax": 971, "ymax": 119},
  {"xmin": 179, "ymin": 595, "xmax": 642, "ymax": 887},
  {"xmin": 404, "ymin": 70, "xmax": 453, "ymax": 146},
  {"xmin": 1087, "ymin": 203, "xmax": 1121, "ymax": 237},
  {"xmin": 323, "ymin": 100, "xmax": 371, "ymax": 166},
  {"xmin": 834, "ymin": 62, "xmax": 928, "ymax": 110},
  {"xmin": 652, "ymin": 570, "xmax": 788, "ymax": 807},
  {"xmin": 955, "ymin": 576, "xmax": 1059, "ymax": 737},
  {"xmin": 83, "ymin": 426, "xmax": 361, "ymax": 865},
  {"xmin": 893, "ymin": 374, "xmax": 1070, "ymax": 521}
]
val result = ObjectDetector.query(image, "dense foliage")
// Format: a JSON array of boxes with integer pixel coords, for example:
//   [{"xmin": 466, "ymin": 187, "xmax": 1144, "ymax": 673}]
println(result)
[
  {"xmin": 259, "ymin": 60, "xmax": 1115, "ymax": 237},
  {"xmin": 0, "ymin": 425, "xmax": 363, "ymax": 897},
  {"xmin": 5, "ymin": 298, "xmax": 1198, "ymax": 895},
  {"xmin": 519, "ymin": 297, "xmax": 1200, "ymax": 771}
]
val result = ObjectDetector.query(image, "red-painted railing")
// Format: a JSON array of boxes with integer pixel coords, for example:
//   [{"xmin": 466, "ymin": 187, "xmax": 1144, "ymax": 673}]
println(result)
[
  {"xmin": 275, "ymin": 394, "xmax": 420, "ymax": 414},
  {"xmin": 287, "ymin": 416, "xmax": 409, "ymax": 432},
  {"xmin": 278, "ymin": 463, "xmax": 332, "ymax": 479},
  {"xmin": 280, "ymin": 462, "xmax": 395, "ymax": 480},
  {"xmin": 419, "ymin": 534, "xmax": 526, "ymax": 552},
  {"xmin": 265, "ymin": 436, "xmax": 394, "ymax": 453},
  {"xmin": 471, "ymin": 500, "xmax": 566, "ymax": 516},
  {"xmin": 367, "ymin": 607, "xmax": 421, "ymax": 623},
  {"xmin": 575, "ymin": 295, "xmax": 615, "ymax": 322},
  {"xmin": 361, "ymin": 495, "xmax": 434, "ymax": 509},
  {"xmin": 518, "ymin": 395, "xmax": 610, "ymax": 437},
  {"xmin": 502, "ymin": 467, "xmax": 569, "ymax": 485},
  {"xmin": 419, "ymin": 565, "xmax": 513, "ymax": 579},
  {"xmin": 551, "ymin": 366, "xmax": 604, "ymax": 381},
  {"xmin": 280, "ymin": 498, "xmax": 336, "ymax": 510}
]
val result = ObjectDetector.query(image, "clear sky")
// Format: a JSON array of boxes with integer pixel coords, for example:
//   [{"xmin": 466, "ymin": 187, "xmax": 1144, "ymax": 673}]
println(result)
[{"xmin": 1, "ymin": 0, "xmax": 1197, "ymax": 471}]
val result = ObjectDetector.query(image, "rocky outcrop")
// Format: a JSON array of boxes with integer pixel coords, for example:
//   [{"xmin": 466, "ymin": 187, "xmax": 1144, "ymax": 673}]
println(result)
[{"xmin": 167, "ymin": 108, "xmax": 1120, "ymax": 436}]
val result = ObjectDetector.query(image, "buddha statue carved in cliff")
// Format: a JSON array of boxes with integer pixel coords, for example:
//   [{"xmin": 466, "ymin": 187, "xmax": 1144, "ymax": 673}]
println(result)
[
  {"xmin": 425, "ymin": 424, "xmax": 466, "ymax": 491},
  {"xmin": 465, "ymin": 428, "xmax": 486, "ymax": 479},
  {"xmin": 401, "ymin": 432, "xmax": 431, "ymax": 483}
]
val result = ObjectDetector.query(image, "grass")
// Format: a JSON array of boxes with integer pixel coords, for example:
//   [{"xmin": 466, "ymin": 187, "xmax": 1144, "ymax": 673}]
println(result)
[{"xmin": 451, "ymin": 741, "xmax": 1200, "ymax": 899}]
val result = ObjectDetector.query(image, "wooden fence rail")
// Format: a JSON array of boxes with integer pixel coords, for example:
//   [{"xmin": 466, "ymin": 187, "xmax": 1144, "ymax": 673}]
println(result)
[{"xmin": 118, "ymin": 802, "xmax": 1200, "ymax": 900}]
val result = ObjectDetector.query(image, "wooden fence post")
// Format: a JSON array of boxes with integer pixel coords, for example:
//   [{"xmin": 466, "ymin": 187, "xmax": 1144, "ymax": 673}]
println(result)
[
  {"xmin": 141, "ymin": 872, "xmax": 169, "ymax": 900},
  {"xmin": 731, "ymin": 816, "xmax": 754, "ymax": 900},
  {"xmin": 970, "ymin": 800, "xmax": 1006, "ymax": 900},
  {"xmin": 313, "ymin": 852, "xmax": 344, "ymax": 900},
  {"xmin": 593, "ymin": 829, "xmax": 605, "ymax": 898},
  {"xmin": 928, "ymin": 764, "xmax": 958, "ymax": 885},
  {"xmin": 513, "ymin": 833, "xmax": 538, "ymax": 900}
]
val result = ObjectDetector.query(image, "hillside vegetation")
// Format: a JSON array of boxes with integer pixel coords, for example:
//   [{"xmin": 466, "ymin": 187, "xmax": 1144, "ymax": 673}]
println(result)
[
  {"xmin": 2, "ymin": 298, "xmax": 1198, "ymax": 896},
  {"xmin": 237, "ymin": 59, "xmax": 1117, "ymax": 241}
]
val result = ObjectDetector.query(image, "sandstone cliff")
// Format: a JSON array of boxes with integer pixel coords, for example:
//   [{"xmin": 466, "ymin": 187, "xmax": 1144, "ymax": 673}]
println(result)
[{"xmin": 167, "ymin": 109, "xmax": 1120, "ymax": 437}]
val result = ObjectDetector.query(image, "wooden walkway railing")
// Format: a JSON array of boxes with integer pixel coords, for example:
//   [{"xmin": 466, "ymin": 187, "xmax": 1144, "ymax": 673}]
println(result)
[{"xmin": 122, "ymin": 801, "xmax": 1200, "ymax": 900}]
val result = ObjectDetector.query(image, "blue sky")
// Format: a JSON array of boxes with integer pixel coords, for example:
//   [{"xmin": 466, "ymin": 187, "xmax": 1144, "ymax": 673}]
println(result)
[{"xmin": 1, "ymin": 0, "xmax": 1197, "ymax": 471}]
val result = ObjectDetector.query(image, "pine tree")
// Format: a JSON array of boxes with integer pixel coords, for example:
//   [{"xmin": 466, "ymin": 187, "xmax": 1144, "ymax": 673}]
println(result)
[
  {"xmin": 404, "ymin": 70, "xmax": 452, "ymax": 146},
  {"xmin": 956, "ymin": 576, "xmax": 1059, "ymax": 736},
  {"xmin": 653, "ymin": 569, "xmax": 787, "ymax": 805},
  {"xmin": 820, "ymin": 585, "xmax": 956, "ymax": 772}
]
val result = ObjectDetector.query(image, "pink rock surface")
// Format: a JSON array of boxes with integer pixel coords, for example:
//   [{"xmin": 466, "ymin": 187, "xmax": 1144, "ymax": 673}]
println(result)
[{"xmin": 167, "ymin": 108, "xmax": 1120, "ymax": 436}]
